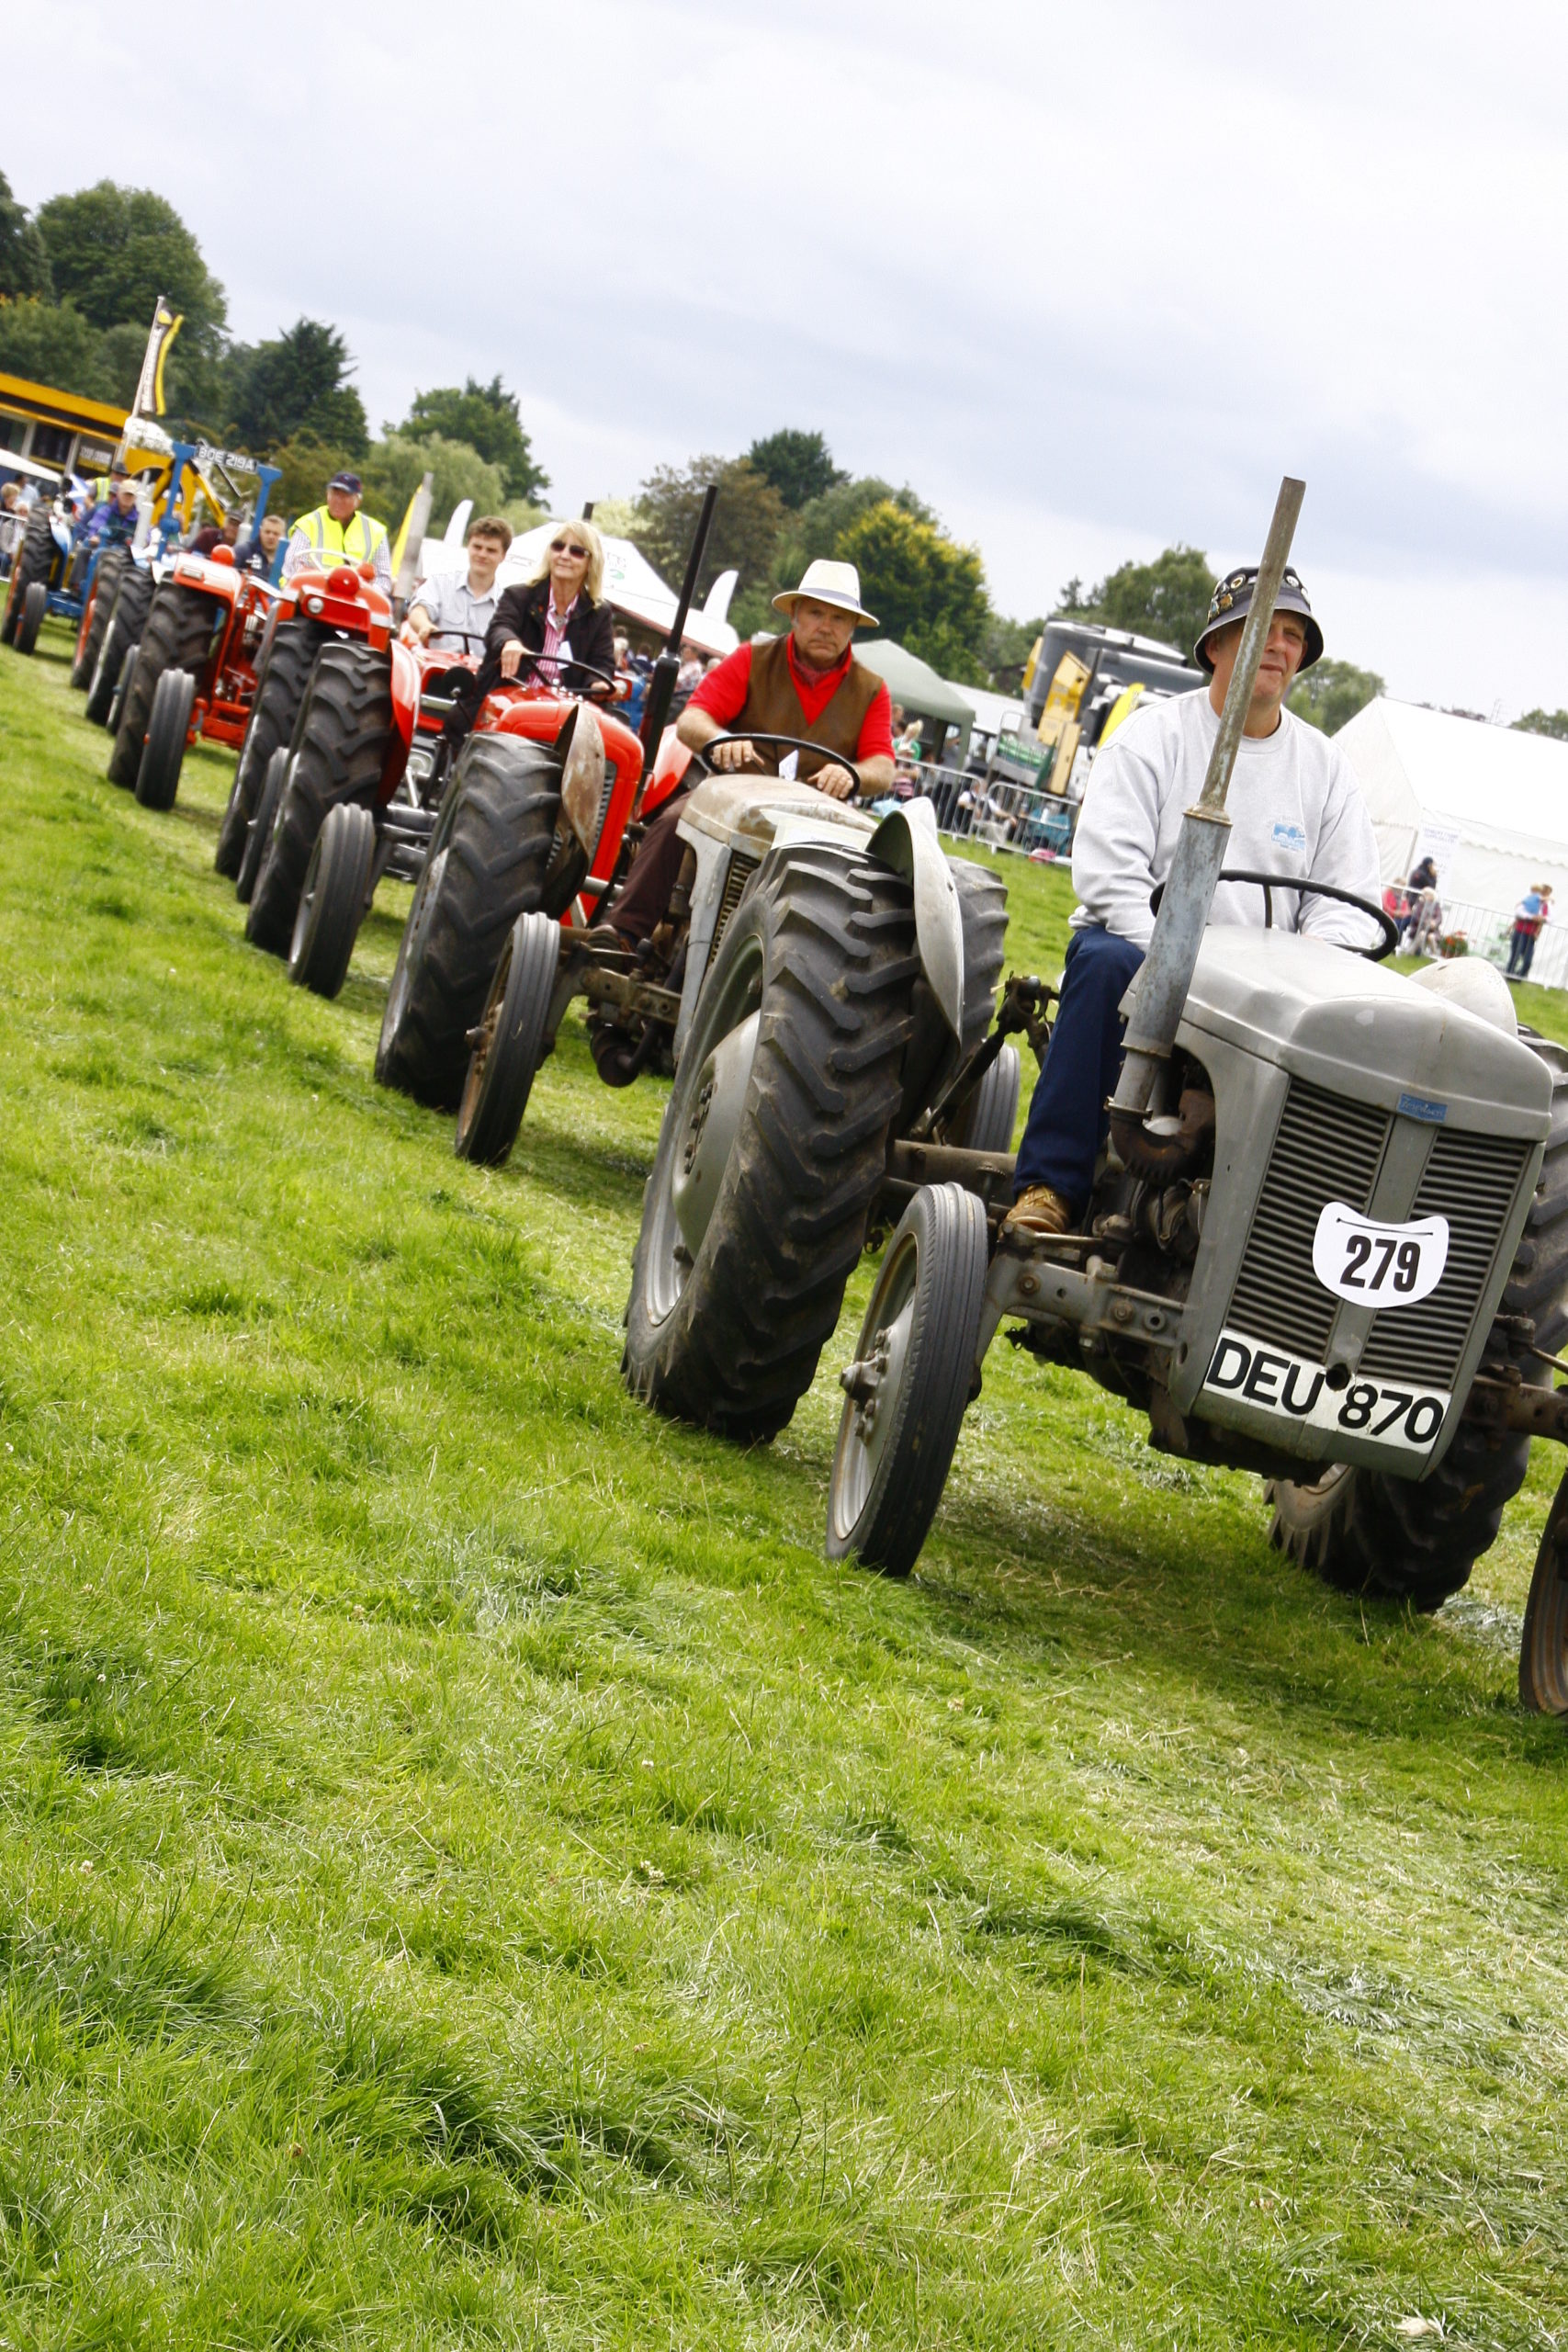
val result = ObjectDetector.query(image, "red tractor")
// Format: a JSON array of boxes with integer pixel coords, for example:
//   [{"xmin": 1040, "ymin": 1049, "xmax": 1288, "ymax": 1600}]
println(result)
[
  {"xmin": 106, "ymin": 546, "xmax": 283, "ymax": 808},
  {"xmin": 370, "ymin": 657, "xmax": 645, "ymax": 1112}
]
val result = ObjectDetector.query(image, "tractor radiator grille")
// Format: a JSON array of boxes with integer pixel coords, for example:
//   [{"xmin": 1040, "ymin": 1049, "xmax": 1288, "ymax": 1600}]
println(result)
[
  {"xmin": 1225, "ymin": 1081, "xmax": 1391, "ymax": 1360},
  {"xmin": 1359, "ymin": 1129, "xmax": 1530, "ymax": 1388},
  {"xmin": 710, "ymin": 853, "xmax": 759, "ymax": 956}
]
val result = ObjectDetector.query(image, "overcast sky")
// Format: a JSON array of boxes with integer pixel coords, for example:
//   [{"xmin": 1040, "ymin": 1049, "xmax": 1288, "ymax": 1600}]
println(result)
[{"xmin": 12, "ymin": 0, "xmax": 1568, "ymax": 715}]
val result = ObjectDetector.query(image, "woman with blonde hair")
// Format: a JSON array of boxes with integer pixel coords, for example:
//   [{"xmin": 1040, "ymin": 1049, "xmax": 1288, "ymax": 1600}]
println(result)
[{"xmin": 488, "ymin": 516, "xmax": 616, "ymax": 693}]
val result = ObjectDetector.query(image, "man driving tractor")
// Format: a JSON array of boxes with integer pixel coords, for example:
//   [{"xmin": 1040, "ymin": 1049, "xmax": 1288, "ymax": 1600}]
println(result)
[
  {"xmin": 284, "ymin": 469, "xmax": 391, "ymax": 593},
  {"xmin": 613, "ymin": 558, "xmax": 896, "ymax": 945},
  {"xmin": 1007, "ymin": 563, "xmax": 1382, "ymax": 1239},
  {"xmin": 407, "ymin": 514, "xmax": 512, "ymax": 651}
]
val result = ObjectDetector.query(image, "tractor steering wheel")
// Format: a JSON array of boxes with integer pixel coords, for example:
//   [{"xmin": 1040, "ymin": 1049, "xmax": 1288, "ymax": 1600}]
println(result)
[
  {"xmin": 503, "ymin": 647, "xmax": 617, "ymax": 697},
  {"xmin": 1149, "ymin": 867, "xmax": 1399, "ymax": 960},
  {"xmin": 695, "ymin": 731, "xmax": 860, "ymax": 791}
]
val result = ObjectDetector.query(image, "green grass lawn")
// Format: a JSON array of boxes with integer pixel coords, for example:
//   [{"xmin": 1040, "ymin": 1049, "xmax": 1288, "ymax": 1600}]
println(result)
[{"xmin": 3, "ymin": 628, "xmax": 1568, "ymax": 2348}]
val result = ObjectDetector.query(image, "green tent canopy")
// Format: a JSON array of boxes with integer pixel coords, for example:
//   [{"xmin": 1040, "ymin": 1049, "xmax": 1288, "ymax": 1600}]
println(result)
[{"xmin": 856, "ymin": 639, "xmax": 976, "ymax": 763}]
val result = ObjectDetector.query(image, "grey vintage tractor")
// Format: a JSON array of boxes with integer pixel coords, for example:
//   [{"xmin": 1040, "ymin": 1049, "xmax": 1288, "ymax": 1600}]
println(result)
[{"xmin": 623, "ymin": 484, "xmax": 1568, "ymax": 1716}]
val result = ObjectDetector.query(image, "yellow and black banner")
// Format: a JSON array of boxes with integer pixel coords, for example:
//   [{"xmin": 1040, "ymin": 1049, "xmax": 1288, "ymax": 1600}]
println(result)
[{"xmin": 130, "ymin": 298, "xmax": 183, "ymax": 419}]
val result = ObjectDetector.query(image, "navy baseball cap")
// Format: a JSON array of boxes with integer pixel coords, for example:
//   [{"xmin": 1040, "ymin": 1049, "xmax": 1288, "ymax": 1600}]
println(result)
[{"xmin": 328, "ymin": 470, "xmax": 363, "ymax": 495}]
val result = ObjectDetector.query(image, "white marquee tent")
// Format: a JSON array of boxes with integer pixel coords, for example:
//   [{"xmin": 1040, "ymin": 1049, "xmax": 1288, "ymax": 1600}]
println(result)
[{"xmin": 1334, "ymin": 696, "xmax": 1568, "ymax": 982}]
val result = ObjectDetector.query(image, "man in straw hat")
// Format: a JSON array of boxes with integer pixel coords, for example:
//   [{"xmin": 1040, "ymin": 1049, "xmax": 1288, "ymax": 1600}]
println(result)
[
  {"xmin": 612, "ymin": 560, "xmax": 896, "ymax": 948},
  {"xmin": 1007, "ymin": 560, "xmax": 1381, "ymax": 1239}
]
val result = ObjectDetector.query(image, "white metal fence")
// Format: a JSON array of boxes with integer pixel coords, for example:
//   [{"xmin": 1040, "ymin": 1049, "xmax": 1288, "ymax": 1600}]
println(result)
[
  {"xmin": 1409, "ymin": 896, "xmax": 1568, "ymax": 990},
  {"xmin": 902, "ymin": 763, "xmax": 1078, "ymax": 860}
]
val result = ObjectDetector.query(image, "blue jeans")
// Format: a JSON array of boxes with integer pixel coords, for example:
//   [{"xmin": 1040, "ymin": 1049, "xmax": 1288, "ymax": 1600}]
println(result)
[{"xmin": 1013, "ymin": 924, "xmax": 1145, "ymax": 1212}]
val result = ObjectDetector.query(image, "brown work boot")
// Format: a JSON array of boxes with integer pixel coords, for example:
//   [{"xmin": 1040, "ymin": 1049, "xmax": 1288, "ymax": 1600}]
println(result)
[{"xmin": 1004, "ymin": 1184, "xmax": 1075, "ymax": 1238}]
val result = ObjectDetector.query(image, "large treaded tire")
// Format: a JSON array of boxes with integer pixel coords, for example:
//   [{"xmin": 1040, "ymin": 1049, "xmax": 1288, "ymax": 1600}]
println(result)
[
  {"xmin": 453, "ymin": 910, "xmax": 561, "ymax": 1164},
  {"xmin": 15, "ymin": 580, "xmax": 47, "ymax": 654},
  {"xmin": 107, "ymin": 582, "xmax": 217, "ymax": 789},
  {"xmin": 3, "ymin": 503, "xmax": 55, "ymax": 645},
  {"xmin": 623, "ymin": 842, "xmax": 920, "ymax": 1442},
  {"xmin": 237, "ymin": 748, "xmax": 288, "ymax": 903},
  {"xmin": 72, "ymin": 548, "xmax": 127, "ymax": 687},
  {"xmin": 217, "ymin": 617, "xmax": 323, "ymax": 880},
  {"xmin": 1269, "ymin": 1033, "xmax": 1568, "ymax": 1610},
  {"xmin": 85, "ymin": 570, "xmax": 154, "ymax": 726},
  {"xmin": 245, "ymin": 641, "xmax": 393, "ymax": 956},
  {"xmin": 375, "ymin": 734, "xmax": 560, "ymax": 1108}
]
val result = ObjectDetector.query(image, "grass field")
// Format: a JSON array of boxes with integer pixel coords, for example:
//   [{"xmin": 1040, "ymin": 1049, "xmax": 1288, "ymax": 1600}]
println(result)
[{"xmin": 3, "ymin": 629, "xmax": 1567, "ymax": 2349}]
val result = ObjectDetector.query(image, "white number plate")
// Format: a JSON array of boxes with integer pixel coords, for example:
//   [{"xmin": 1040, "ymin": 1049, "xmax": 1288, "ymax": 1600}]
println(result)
[
  {"xmin": 1201, "ymin": 1329, "xmax": 1449, "ymax": 1455},
  {"xmin": 1312, "ymin": 1203, "xmax": 1449, "ymax": 1307}
]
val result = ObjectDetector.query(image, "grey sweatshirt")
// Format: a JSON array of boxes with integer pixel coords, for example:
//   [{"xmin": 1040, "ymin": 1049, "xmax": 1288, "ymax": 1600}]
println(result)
[{"xmin": 1070, "ymin": 688, "xmax": 1382, "ymax": 951}]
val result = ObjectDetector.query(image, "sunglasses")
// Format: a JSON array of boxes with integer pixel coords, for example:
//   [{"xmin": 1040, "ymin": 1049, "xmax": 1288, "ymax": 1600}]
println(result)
[{"xmin": 549, "ymin": 538, "xmax": 589, "ymax": 558}]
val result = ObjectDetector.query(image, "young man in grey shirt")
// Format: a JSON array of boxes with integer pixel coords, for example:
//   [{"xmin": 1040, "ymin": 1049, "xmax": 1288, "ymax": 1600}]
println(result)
[
  {"xmin": 408, "ymin": 515, "xmax": 512, "ymax": 653},
  {"xmin": 1009, "ymin": 564, "xmax": 1382, "ymax": 1238}
]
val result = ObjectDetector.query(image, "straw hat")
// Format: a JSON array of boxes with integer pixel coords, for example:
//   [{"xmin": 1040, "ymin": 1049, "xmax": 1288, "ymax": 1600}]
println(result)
[{"xmin": 772, "ymin": 559, "xmax": 878, "ymax": 628}]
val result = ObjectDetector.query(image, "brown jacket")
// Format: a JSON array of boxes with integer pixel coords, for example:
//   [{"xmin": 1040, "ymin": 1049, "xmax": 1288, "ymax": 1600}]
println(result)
[{"xmin": 732, "ymin": 636, "xmax": 883, "ymax": 784}]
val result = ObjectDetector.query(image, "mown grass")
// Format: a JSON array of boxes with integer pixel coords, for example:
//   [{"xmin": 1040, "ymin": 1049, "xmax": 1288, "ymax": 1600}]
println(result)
[{"xmin": 1, "ymin": 628, "xmax": 1566, "ymax": 2347}]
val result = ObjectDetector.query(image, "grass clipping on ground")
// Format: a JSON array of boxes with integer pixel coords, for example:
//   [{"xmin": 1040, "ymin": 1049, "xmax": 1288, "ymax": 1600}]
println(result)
[{"xmin": 1, "ymin": 635, "xmax": 1565, "ymax": 2347}]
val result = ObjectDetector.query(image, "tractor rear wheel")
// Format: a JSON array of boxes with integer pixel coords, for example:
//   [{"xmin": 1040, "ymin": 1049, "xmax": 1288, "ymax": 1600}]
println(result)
[
  {"xmin": 375, "ymin": 734, "xmax": 561, "ymax": 1108},
  {"xmin": 85, "ymin": 570, "xmax": 154, "ymax": 726},
  {"xmin": 1270, "ymin": 1032, "xmax": 1568, "ymax": 1610},
  {"xmin": 237, "ymin": 749, "xmax": 289, "ymax": 903},
  {"xmin": 134, "ymin": 668, "xmax": 197, "ymax": 810},
  {"xmin": 246, "ymin": 641, "xmax": 393, "ymax": 956},
  {"xmin": 453, "ymin": 910, "xmax": 561, "ymax": 1164},
  {"xmin": 3, "ymin": 503, "xmax": 55, "ymax": 645},
  {"xmin": 218, "ymin": 618, "xmax": 323, "ymax": 880},
  {"xmin": 623, "ymin": 842, "xmax": 919, "ymax": 1442},
  {"xmin": 16, "ymin": 581, "xmax": 47, "ymax": 654},
  {"xmin": 288, "ymin": 801, "xmax": 377, "ymax": 1000},
  {"xmin": 107, "ymin": 583, "xmax": 217, "ymax": 790},
  {"xmin": 72, "ymin": 548, "xmax": 127, "ymax": 687}
]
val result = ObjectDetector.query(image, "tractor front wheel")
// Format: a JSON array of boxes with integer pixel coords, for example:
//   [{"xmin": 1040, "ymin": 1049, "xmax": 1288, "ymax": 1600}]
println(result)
[
  {"xmin": 107, "ymin": 583, "xmax": 217, "ymax": 790},
  {"xmin": 246, "ymin": 641, "xmax": 392, "ymax": 956},
  {"xmin": 453, "ymin": 910, "xmax": 561, "ymax": 1164},
  {"xmin": 3, "ymin": 503, "xmax": 55, "ymax": 646},
  {"xmin": 375, "ymin": 735, "xmax": 562, "ymax": 1109},
  {"xmin": 72, "ymin": 549, "xmax": 127, "ymax": 687},
  {"xmin": 217, "ymin": 618, "xmax": 323, "ymax": 880},
  {"xmin": 826, "ymin": 1183, "xmax": 989, "ymax": 1576},
  {"xmin": 15, "ymin": 580, "xmax": 48, "ymax": 655},
  {"xmin": 623, "ymin": 842, "xmax": 919, "ymax": 1442},
  {"xmin": 237, "ymin": 749, "xmax": 289, "ymax": 902},
  {"xmin": 288, "ymin": 801, "xmax": 377, "ymax": 1000},
  {"xmin": 134, "ymin": 668, "xmax": 197, "ymax": 810}
]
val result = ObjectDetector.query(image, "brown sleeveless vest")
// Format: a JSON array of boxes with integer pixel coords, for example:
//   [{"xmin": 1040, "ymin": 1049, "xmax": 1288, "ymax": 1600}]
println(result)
[{"xmin": 736, "ymin": 635, "xmax": 881, "ymax": 783}]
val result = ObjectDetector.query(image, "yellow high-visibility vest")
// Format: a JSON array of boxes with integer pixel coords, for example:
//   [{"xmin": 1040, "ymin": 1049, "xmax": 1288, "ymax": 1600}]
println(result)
[{"xmin": 291, "ymin": 506, "xmax": 387, "ymax": 565}]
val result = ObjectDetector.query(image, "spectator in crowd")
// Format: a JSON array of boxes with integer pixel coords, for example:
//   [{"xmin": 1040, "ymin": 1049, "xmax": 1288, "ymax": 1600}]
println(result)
[
  {"xmin": 236, "ymin": 512, "xmax": 288, "ymax": 585},
  {"xmin": 894, "ymin": 715, "xmax": 924, "ymax": 769},
  {"xmin": 407, "ymin": 514, "xmax": 512, "ymax": 653},
  {"xmin": 188, "ymin": 511, "xmax": 242, "ymax": 558},
  {"xmin": 1507, "ymin": 883, "xmax": 1553, "ymax": 979},
  {"xmin": 1408, "ymin": 885, "xmax": 1444, "ymax": 956},
  {"xmin": 0, "ymin": 481, "xmax": 22, "ymax": 573},
  {"xmin": 1407, "ymin": 854, "xmax": 1437, "ymax": 894},
  {"xmin": 668, "ymin": 641, "xmax": 708, "ymax": 726},
  {"xmin": 1399, "ymin": 863, "xmax": 1438, "ymax": 951}
]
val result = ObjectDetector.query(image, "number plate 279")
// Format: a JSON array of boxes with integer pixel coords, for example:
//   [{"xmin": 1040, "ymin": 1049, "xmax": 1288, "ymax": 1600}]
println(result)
[
  {"xmin": 1312, "ymin": 1202, "xmax": 1450, "ymax": 1307},
  {"xmin": 1201, "ymin": 1329, "xmax": 1449, "ymax": 1455}
]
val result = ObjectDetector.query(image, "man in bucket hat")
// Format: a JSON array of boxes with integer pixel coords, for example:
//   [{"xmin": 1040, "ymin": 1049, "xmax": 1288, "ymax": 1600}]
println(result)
[
  {"xmin": 612, "ymin": 559, "xmax": 896, "ymax": 946},
  {"xmin": 1007, "ymin": 560, "xmax": 1382, "ymax": 1238}
]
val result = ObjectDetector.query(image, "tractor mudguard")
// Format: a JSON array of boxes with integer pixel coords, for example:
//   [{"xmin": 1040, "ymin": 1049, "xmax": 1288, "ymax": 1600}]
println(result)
[
  {"xmin": 640, "ymin": 724, "xmax": 690, "ymax": 818},
  {"xmin": 380, "ymin": 636, "xmax": 422, "ymax": 801},
  {"xmin": 866, "ymin": 797, "xmax": 965, "ymax": 1039}
]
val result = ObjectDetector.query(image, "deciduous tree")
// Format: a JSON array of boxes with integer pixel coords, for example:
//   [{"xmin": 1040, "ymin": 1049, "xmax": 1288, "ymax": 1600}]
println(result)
[
  {"xmin": 631, "ymin": 455, "xmax": 784, "ymax": 601},
  {"xmin": 1512, "ymin": 708, "xmax": 1568, "ymax": 741},
  {"xmin": 836, "ymin": 500, "xmax": 989, "ymax": 682},
  {"xmin": 400, "ymin": 377, "xmax": 547, "ymax": 504},
  {"xmin": 221, "ymin": 321, "xmax": 369, "ymax": 458},
  {"xmin": 0, "ymin": 171, "xmax": 51, "ymax": 300},
  {"xmin": 1289, "ymin": 658, "xmax": 1384, "ymax": 736},
  {"xmin": 35, "ymin": 181, "xmax": 226, "ymax": 353},
  {"xmin": 745, "ymin": 428, "xmax": 845, "ymax": 511}
]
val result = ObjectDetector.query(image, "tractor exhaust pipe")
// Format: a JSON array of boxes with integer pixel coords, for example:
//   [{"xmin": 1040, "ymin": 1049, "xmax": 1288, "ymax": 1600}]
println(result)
[
  {"xmin": 640, "ymin": 481, "xmax": 718, "ymax": 760},
  {"xmin": 1109, "ymin": 474, "xmax": 1304, "ymax": 1131}
]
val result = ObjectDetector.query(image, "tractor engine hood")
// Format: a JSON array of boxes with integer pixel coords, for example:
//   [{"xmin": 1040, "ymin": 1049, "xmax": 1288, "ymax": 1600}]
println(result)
[{"xmin": 1171, "ymin": 929, "xmax": 1552, "ymax": 1138}]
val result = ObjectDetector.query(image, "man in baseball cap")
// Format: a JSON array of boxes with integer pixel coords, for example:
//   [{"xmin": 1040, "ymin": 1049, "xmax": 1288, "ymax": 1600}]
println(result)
[
  {"xmin": 1007, "ymin": 557, "xmax": 1381, "ymax": 1239},
  {"xmin": 283, "ymin": 467, "xmax": 390, "ymax": 593}
]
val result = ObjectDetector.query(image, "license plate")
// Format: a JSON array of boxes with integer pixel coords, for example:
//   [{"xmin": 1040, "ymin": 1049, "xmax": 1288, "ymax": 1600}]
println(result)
[{"xmin": 1201, "ymin": 1329, "xmax": 1449, "ymax": 1455}]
